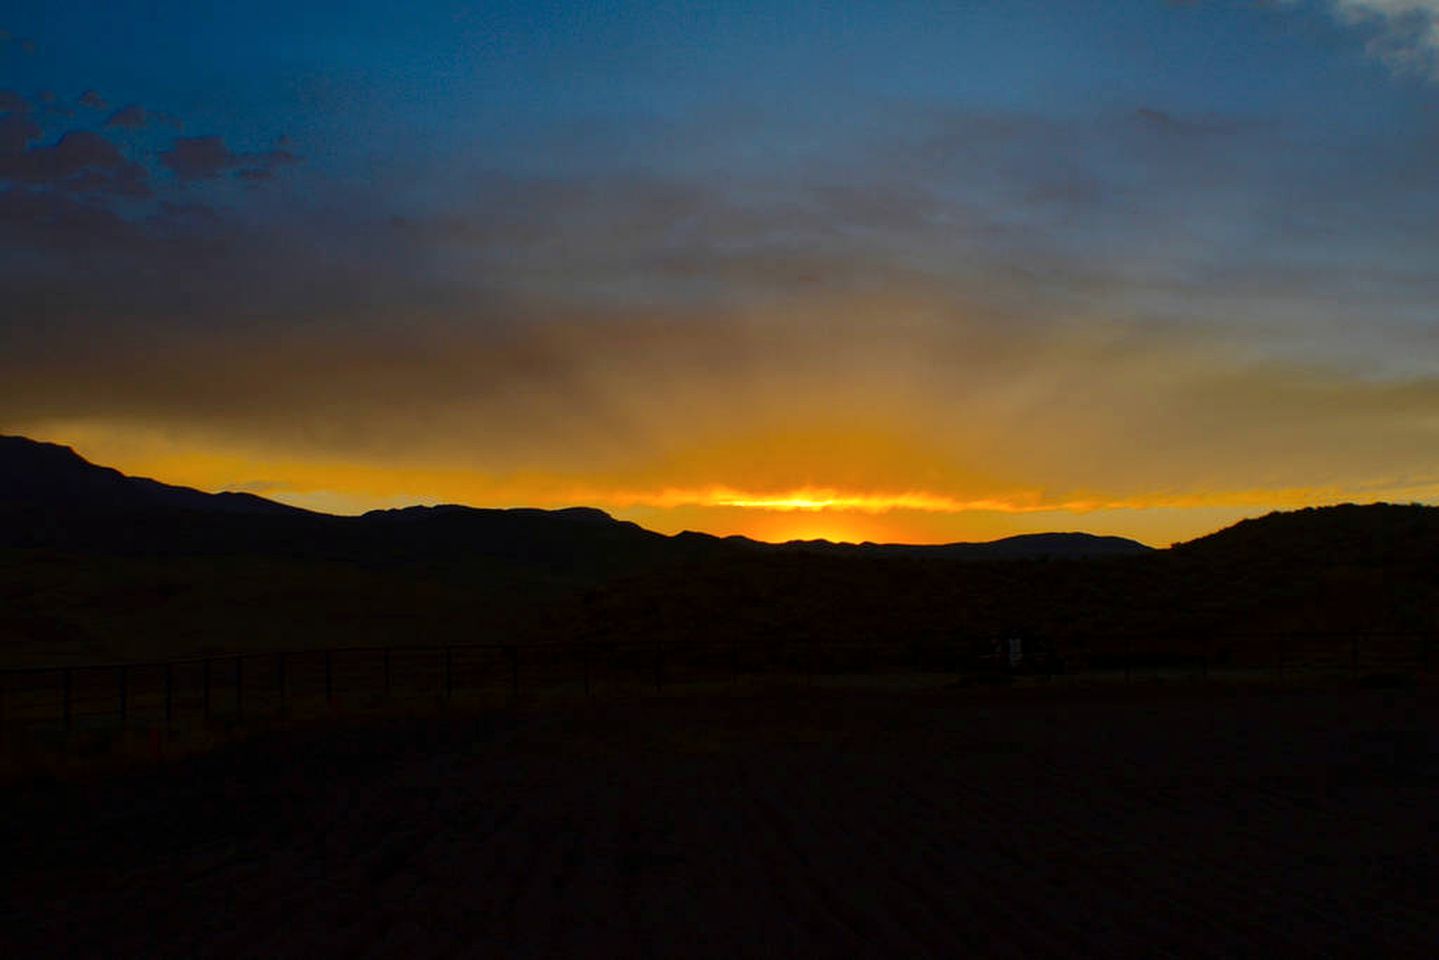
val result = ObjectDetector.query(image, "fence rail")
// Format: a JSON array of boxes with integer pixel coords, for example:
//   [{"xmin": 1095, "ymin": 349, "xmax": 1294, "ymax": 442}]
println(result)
[{"xmin": 1, "ymin": 631, "xmax": 1433, "ymax": 739}]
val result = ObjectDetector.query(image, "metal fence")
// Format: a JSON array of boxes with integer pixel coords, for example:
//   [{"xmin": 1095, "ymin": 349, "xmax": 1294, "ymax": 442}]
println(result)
[{"xmin": 0, "ymin": 631, "xmax": 1433, "ymax": 740}]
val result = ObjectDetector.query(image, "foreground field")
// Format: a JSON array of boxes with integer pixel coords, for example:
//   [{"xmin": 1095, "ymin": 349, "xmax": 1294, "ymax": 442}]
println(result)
[{"xmin": 4, "ymin": 683, "xmax": 1436, "ymax": 957}]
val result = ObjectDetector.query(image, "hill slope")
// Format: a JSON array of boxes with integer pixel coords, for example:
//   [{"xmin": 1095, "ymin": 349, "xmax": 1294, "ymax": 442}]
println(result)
[
  {"xmin": 0, "ymin": 435, "xmax": 303, "ymax": 517},
  {"xmin": 0, "ymin": 435, "xmax": 1151, "ymax": 563},
  {"xmin": 1173, "ymin": 503, "xmax": 1439, "ymax": 566}
]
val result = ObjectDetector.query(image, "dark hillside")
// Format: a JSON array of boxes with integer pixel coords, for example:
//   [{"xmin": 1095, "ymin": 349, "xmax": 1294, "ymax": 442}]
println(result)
[
  {"xmin": 1173, "ymin": 503, "xmax": 1439, "ymax": 566},
  {"xmin": 0, "ymin": 436, "xmax": 708, "ymax": 577},
  {"xmin": 0, "ymin": 435, "xmax": 304, "ymax": 518},
  {"xmin": 1, "ymin": 436, "xmax": 1436, "ymax": 668}
]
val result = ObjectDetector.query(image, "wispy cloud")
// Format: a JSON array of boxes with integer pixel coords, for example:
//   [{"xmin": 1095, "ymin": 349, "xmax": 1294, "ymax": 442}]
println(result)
[{"xmin": 1311, "ymin": 0, "xmax": 1439, "ymax": 79}]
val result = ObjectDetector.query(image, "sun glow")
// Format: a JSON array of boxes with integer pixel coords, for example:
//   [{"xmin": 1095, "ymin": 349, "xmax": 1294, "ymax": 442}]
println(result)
[
  {"xmin": 588, "ymin": 486, "xmax": 1094, "ymax": 514},
  {"xmin": 22, "ymin": 422, "xmax": 1439, "ymax": 547},
  {"xmin": 587, "ymin": 485, "xmax": 1406, "ymax": 515}
]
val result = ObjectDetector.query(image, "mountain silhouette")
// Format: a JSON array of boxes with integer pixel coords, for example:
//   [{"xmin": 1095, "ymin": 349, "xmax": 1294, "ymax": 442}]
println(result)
[
  {"xmin": 1, "ymin": 435, "xmax": 1435, "ymax": 667},
  {"xmin": 0, "ymin": 435, "xmax": 304, "ymax": 517},
  {"xmin": 0, "ymin": 435, "xmax": 681, "ymax": 572},
  {"xmin": 1172, "ymin": 502, "xmax": 1439, "ymax": 566},
  {"xmin": 761, "ymin": 532, "xmax": 1153, "ymax": 560},
  {"xmin": 0, "ymin": 435, "xmax": 1151, "ymax": 564}
]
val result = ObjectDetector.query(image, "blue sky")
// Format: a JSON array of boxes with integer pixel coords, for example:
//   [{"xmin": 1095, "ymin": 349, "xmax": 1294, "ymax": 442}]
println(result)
[
  {"xmin": 6, "ymin": 2, "xmax": 1430, "ymax": 172},
  {"xmin": 2, "ymin": 1, "xmax": 1437, "ymax": 543}
]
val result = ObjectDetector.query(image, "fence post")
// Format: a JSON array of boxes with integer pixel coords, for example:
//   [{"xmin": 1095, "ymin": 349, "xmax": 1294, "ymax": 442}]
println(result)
[
  {"xmin": 325, "ymin": 650, "xmax": 334, "ymax": 708},
  {"xmin": 165, "ymin": 662, "xmax": 175, "ymax": 729},
  {"xmin": 276, "ymin": 653, "xmax": 287, "ymax": 717},
  {"xmin": 202, "ymin": 658, "xmax": 212, "ymax": 720},
  {"xmin": 235, "ymin": 656, "xmax": 244, "ymax": 722},
  {"xmin": 118, "ymin": 664, "xmax": 129, "ymax": 727},
  {"xmin": 444, "ymin": 646, "xmax": 453, "ymax": 704},
  {"xmin": 63, "ymin": 667, "xmax": 74, "ymax": 732}
]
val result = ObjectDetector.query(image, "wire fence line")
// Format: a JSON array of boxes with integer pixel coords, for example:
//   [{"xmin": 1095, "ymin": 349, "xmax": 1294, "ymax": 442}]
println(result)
[{"xmin": 0, "ymin": 631, "xmax": 1433, "ymax": 739}]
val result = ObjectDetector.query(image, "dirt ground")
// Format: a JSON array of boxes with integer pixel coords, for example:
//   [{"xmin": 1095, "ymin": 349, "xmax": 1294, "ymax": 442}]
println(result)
[{"xmin": 3, "ymin": 681, "xmax": 1436, "ymax": 958}]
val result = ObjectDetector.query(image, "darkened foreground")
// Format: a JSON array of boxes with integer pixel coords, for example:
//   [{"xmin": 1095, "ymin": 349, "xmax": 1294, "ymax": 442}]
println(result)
[
  {"xmin": 1, "ymin": 631, "xmax": 1431, "ymax": 747},
  {"xmin": 4, "ymin": 683, "xmax": 1435, "ymax": 957}
]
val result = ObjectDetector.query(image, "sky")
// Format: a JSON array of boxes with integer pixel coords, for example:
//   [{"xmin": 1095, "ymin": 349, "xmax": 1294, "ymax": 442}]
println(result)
[{"xmin": 2, "ymin": 1, "xmax": 1438, "ymax": 546}]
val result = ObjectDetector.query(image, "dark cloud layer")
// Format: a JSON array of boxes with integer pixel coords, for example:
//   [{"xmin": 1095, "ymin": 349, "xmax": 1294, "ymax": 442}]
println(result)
[
  {"xmin": 160, "ymin": 135, "xmax": 299, "ymax": 183},
  {"xmin": 3, "ymin": 99, "xmax": 1435, "ymax": 369},
  {"xmin": 104, "ymin": 104, "xmax": 145, "ymax": 128},
  {"xmin": 0, "ymin": 89, "xmax": 301, "ymax": 263},
  {"xmin": 0, "ymin": 108, "xmax": 40, "ymax": 153},
  {"xmin": 1, "ymin": 89, "xmax": 148, "ymax": 199},
  {"xmin": 0, "ymin": 129, "xmax": 150, "ymax": 197}
]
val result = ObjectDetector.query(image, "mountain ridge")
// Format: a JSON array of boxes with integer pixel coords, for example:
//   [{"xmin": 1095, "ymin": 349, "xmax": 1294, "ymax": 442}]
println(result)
[
  {"xmin": 8, "ymin": 434, "xmax": 1436, "ymax": 569},
  {"xmin": 0, "ymin": 435, "xmax": 1152, "ymax": 560},
  {"xmin": 3, "ymin": 434, "xmax": 1437, "ymax": 668}
]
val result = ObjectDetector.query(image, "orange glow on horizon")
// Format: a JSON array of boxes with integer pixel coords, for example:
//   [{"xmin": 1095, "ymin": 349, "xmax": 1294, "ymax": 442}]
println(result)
[
  {"xmin": 15, "ymin": 422, "xmax": 1439, "ymax": 548},
  {"xmin": 566, "ymin": 483, "xmax": 1439, "ymax": 517}
]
